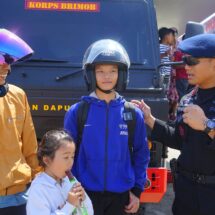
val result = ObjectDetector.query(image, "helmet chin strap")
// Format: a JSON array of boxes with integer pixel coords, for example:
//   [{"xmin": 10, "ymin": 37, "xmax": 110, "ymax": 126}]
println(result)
[
  {"xmin": 96, "ymin": 85, "xmax": 115, "ymax": 94},
  {"xmin": 0, "ymin": 83, "xmax": 9, "ymax": 97}
]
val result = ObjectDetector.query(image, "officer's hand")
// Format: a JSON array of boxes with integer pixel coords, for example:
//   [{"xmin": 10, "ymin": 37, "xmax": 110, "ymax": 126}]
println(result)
[
  {"xmin": 124, "ymin": 191, "xmax": 140, "ymax": 214},
  {"xmin": 183, "ymin": 105, "xmax": 207, "ymax": 131},
  {"xmin": 131, "ymin": 99, "xmax": 155, "ymax": 129}
]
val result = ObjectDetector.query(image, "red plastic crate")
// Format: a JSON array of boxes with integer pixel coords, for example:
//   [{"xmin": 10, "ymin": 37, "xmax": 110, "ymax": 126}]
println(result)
[{"xmin": 140, "ymin": 168, "xmax": 167, "ymax": 203}]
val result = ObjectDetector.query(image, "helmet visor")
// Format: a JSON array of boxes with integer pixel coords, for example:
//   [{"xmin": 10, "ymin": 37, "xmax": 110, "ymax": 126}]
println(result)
[
  {"xmin": 0, "ymin": 29, "xmax": 33, "ymax": 64},
  {"xmin": 0, "ymin": 53, "xmax": 18, "ymax": 65}
]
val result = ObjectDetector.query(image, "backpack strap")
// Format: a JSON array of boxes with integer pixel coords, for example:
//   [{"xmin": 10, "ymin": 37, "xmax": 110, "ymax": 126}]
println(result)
[
  {"xmin": 123, "ymin": 101, "xmax": 136, "ymax": 164},
  {"xmin": 76, "ymin": 100, "xmax": 90, "ymax": 156}
]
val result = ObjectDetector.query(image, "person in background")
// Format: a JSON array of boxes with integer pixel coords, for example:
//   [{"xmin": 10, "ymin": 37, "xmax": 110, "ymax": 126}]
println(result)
[
  {"xmin": 159, "ymin": 27, "xmax": 175, "ymax": 78},
  {"xmin": 167, "ymin": 68, "xmax": 179, "ymax": 122},
  {"xmin": 173, "ymin": 35, "xmax": 189, "ymax": 101},
  {"xmin": 166, "ymin": 28, "xmax": 179, "ymax": 122},
  {"xmin": 159, "ymin": 27, "xmax": 177, "ymax": 122},
  {"xmin": 0, "ymin": 29, "xmax": 40, "ymax": 215}
]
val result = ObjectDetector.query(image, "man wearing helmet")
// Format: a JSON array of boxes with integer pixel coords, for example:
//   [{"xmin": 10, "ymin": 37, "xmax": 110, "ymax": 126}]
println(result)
[
  {"xmin": 64, "ymin": 39, "xmax": 150, "ymax": 215},
  {"xmin": 0, "ymin": 29, "xmax": 40, "ymax": 215}
]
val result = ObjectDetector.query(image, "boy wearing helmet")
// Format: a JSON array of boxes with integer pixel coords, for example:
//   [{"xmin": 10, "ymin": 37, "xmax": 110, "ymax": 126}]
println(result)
[
  {"xmin": 64, "ymin": 39, "xmax": 150, "ymax": 214},
  {"xmin": 0, "ymin": 29, "xmax": 40, "ymax": 215}
]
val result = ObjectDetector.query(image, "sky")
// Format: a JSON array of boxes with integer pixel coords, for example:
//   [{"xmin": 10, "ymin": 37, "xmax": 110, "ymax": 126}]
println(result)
[{"xmin": 154, "ymin": 0, "xmax": 215, "ymax": 35}]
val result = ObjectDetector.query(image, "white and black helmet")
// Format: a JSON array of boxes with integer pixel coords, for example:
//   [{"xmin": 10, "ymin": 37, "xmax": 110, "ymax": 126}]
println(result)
[{"xmin": 82, "ymin": 39, "xmax": 130, "ymax": 92}]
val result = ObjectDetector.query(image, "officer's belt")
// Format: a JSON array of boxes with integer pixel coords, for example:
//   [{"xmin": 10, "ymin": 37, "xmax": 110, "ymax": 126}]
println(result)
[{"xmin": 178, "ymin": 167, "xmax": 215, "ymax": 185}]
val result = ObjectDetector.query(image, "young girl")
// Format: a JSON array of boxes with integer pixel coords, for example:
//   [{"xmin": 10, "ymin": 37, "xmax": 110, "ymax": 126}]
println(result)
[{"xmin": 26, "ymin": 130, "xmax": 93, "ymax": 215}]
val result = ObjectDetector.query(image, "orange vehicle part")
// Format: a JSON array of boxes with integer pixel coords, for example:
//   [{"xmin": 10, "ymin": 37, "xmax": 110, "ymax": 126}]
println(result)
[{"xmin": 140, "ymin": 167, "xmax": 167, "ymax": 203}]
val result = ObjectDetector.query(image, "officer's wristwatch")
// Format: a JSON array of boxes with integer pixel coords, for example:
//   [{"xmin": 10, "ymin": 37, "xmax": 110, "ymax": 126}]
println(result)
[{"xmin": 204, "ymin": 119, "xmax": 215, "ymax": 134}]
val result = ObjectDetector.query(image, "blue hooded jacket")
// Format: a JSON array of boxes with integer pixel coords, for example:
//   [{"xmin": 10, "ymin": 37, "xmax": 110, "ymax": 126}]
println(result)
[{"xmin": 64, "ymin": 94, "xmax": 150, "ymax": 196}]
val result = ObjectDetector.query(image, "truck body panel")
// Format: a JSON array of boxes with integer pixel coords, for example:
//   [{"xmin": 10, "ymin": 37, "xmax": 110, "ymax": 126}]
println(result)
[{"xmin": 2, "ymin": 0, "xmax": 168, "ymax": 167}]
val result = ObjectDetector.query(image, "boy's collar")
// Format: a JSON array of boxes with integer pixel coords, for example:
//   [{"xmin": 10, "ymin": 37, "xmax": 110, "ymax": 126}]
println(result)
[{"xmin": 90, "ymin": 91, "xmax": 120, "ymax": 100}]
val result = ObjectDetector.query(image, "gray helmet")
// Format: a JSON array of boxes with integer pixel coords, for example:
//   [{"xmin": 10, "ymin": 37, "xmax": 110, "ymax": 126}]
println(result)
[{"xmin": 82, "ymin": 39, "xmax": 130, "ymax": 92}]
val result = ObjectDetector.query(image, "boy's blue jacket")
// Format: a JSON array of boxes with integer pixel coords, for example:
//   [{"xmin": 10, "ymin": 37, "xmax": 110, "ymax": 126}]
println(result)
[{"xmin": 64, "ymin": 94, "xmax": 150, "ymax": 197}]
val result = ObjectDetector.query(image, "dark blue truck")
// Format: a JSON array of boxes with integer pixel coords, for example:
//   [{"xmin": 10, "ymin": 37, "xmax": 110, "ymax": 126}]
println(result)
[{"xmin": 1, "ymin": 0, "xmax": 168, "ymax": 168}]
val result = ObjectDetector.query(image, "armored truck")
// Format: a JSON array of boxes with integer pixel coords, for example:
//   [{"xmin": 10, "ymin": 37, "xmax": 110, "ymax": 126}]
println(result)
[{"xmin": 1, "ymin": 0, "xmax": 168, "ymax": 167}]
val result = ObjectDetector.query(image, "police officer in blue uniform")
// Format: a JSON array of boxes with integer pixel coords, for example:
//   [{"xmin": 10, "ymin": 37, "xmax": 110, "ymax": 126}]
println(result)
[{"xmin": 132, "ymin": 34, "xmax": 215, "ymax": 215}]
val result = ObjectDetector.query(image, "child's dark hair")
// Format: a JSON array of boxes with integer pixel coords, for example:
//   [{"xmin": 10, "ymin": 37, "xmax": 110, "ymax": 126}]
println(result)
[
  {"xmin": 158, "ymin": 27, "xmax": 175, "ymax": 43},
  {"xmin": 38, "ymin": 129, "xmax": 75, "ymax": 167}
]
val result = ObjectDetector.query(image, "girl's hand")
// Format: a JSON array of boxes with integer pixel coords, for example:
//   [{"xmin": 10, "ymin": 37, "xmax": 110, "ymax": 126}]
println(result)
[
  {"xmin": 67, "ymin": 183, "xmax": 86, "ymax": 206},
  {"xmin": 72, "ymin": 183, "xmax": 86, "ymax": 201},
  {"xmin": 67, "ymin": 190, "xmax": 80, "ymax": 207}
]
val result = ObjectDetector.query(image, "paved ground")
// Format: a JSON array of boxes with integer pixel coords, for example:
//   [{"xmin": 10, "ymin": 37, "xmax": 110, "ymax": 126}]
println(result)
[
  {"xmin": 144, "ymin": 184, "xmax": 174, "ymax": 215},
  {"xmin": 144, "ymin": 148, "xmax": 180, "ymax": 215}
]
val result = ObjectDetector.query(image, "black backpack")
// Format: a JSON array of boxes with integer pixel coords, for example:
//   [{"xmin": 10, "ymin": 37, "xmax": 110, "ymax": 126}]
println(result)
[{"xmin": 76, "ymin": 100, "xmax": 136, "ymax": 163}]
